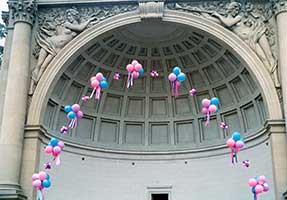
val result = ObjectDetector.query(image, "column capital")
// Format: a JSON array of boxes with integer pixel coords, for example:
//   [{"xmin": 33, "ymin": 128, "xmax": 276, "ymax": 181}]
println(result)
[
  {"xmin": 272, "ymin": 0, "xmax": 287, "ymax": 16},
  {"xmin": 8, "ymin": 0, "xmax": 37, "ymax": 25}
]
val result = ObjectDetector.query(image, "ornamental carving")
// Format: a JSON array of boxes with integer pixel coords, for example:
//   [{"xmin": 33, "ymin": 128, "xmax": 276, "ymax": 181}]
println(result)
[
  {"xmin": 29, "ymin": 4, "xmax": 137, "ymax": 95},
  {"xmin": 8, "ymin": 0, "xmax": 37, "ymax": 25},
  {"xmin": 168, "ymin": 1, "xmax": 280, "ymax": 88}
]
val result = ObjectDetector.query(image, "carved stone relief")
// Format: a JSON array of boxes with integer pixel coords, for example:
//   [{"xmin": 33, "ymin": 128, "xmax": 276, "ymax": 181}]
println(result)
[
  {"xmin": 168, "ymin": 1, "xmax": 280, "ymax": 88},
  {"xmin": 29, "ymin": 4, "xmax": 138, "ymax": 95}
]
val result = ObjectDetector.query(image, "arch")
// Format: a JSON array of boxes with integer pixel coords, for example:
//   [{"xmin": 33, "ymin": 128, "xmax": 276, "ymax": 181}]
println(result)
[{"xmin": 27, "ymin": 10, "xmax": 282, "ymax": 125}]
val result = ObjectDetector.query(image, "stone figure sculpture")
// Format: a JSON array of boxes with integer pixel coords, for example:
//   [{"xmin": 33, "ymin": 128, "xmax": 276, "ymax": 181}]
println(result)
[
  {"xmin": 174, "ymin": 2, "xmax": 280, "ymax": 88},
  {"xmin": 29, "ymin": 9, "xmax": 99, "ymax": 95}
]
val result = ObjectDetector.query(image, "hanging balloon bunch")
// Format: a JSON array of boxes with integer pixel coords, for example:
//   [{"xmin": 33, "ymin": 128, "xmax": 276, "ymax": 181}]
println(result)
[
  {"xmin": 81, "ymin": 73, "xmax": 109, "ymax": 102},
  {"xmin": 189, "ymin": 88, "xmax": 197, "ymax": 96},
  {"xmin": 32, "ymin": 171, "xmax": 51, "ymax": 200},
  {"xmin": 126, "ymin": 60, "xmax": 144, "ymax": 88},
  {"xmin": 168, "ymin": 67, "xmax": 186, "ymax": 97},
  {"xmin": 201, "ymin": 97, "xmax": 219, "ymax": 126},
  {"xmin": 60, "ymin": 104, "xmax": 83, "ymax": 134},
  {"xmin": 248, "ymin": 176, "xmax": 269, "ymax": 200},
  {"xmin": 44, "ymin": 138, "xmax": 65, "ymax": 165},
  {"xmin": 226, "ymin": 132, "xmax": 244, "ymax": 164},
  {"xmin": 113, "ymin": 72, "xmax": 120, "ymax": 80},
  {"xmin": 150, "ymin": 70, "xmax": 159, "ymax": 78}
]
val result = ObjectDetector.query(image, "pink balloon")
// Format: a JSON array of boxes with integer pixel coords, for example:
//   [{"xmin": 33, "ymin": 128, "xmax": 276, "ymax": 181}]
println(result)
[
  {"xmin": 208, "ymin": 105, "xmax": 217, "ymax": 113},
  {"xmin": 202, "ymin": 99, "xmax": 211, "ymax": 108},
  {"xmin": 32, "ymin": 173, "xmax": 39, "ymax": 181},
  {"xmin": 53, "ymin": 146, "xmax": 62, "ymax": 154},
  {"xmin": 132, "ymin": 71, "xmax": 139, "ymax": 79},
  {"xmin": 201, "ymin": 107, "xmax": 208, "ymax": 115},
  {"xmin": 255, "ymin": 185, "xmax": 264, "ymax": 194},
  {"xmin": 168, "ymin": 73, "xmax": 177, "ymax": 82},
  {"xmin": 76, "ymin": 111, "xmax": 83, "ymax": 119},
  {"xmin": 91, "ymin": 79, "xmax": 99, "ymax": 88},
  {"xmin": 134, "ymin": 64, "xmax": 142, "ymax": 72},
  {"xmin": 126, "ymin": 64, "xmax": 134, "ymax": 72},
  {"xmin": 226, "ymin": 138, "xmax": 235, "ymax": 148},
  {"xmin": 263, "ymin": 183, "xmax": 269, "ymax": 192},
  {"xmin": 58, "ymin": 141, "xmax": 65, "ymax": 149},
  {"xmin": 44, "ymin": 146, "xmax": 53, "ymax": 154},
  {"xmin": 248, "ymin": 178, "xmax": 258, "ymax": 187},
  {"xmin": 95, "ymin": 73, "xmax": 103, "ymax": 81},
  {"xmin": 33, "ymin": 180, "xmax": 42, "ymax": 188},
  {"xmin": 39, "ymin": 171, "xmax": 47, "ymax": 181},
  {"xmin": 72, "ymin": 104, "xmax": 80, "ymax": 113},
  {"xmin": 258, "ymin": 176, "xmax": 266, "ymax": 184},
  {"xmin": 90, "ymin": 76, "xmax": 97, "ymax": 82},
  {"xmin": 132, "ymin": 60, "xmax": 138, "ymax": 66},
  {"xmin": 235, "ymin": 140, "xmax": 244, "ymax": 149}
]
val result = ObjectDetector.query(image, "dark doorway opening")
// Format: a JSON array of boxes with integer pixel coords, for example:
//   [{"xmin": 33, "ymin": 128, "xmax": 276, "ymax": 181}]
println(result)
[{"xmin": 151, "ymin": 193, "xmax": 168, "ymax": 200}]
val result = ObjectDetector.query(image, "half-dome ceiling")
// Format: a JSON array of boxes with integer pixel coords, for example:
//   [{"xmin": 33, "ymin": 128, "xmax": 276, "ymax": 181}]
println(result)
[{"xmin": 44, "ymin": 21, "xmax": 267, "ymax": 151}]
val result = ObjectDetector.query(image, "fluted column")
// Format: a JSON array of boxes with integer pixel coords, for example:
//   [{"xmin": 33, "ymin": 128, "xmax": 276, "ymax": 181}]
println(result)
[
  {"xmin": 0, "ymin": 0, "xmax": 36, "ymax": 199},
  {"xmin": 274, "ymin": 1, "xmax": 287, "ymax": 199}
]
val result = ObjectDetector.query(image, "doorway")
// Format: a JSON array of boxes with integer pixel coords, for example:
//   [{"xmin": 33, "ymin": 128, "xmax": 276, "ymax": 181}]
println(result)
[{"xmin": 151, "ymin": 193, "xmax": 169, "ymax": 200}]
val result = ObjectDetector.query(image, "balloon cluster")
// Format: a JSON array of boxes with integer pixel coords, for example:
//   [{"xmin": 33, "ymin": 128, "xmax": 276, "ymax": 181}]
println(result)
[
  {"xmin": 168, "ymin": 67, "xmax": 186, "ymax": 97},
  {"xmin": 44, "ymin": 138, "xmax": 65, "ymax": 165},
  {"xmin": 150, "ymin": 70, "xmax": 159, "ymax": 78},
  {"xmin": 226, "ymin": 132, "xmax": 244, "ymax": 164},
  {"xmin": 189, "ymin": 88, "xmax": 197, "ymax": 96},
  {"xmin": 243, "ymin": 160, "xmax": 250, "ymax": 168},
  {"xmin": 113, "ymin": 72, "xmax": 120, "ymax": 80},
  {"xmin": 201, "ymin": 97, "xmax": 219, "ymax": 126},
  {"xmin": 60, "ymin": 104, "xmax": 83, "ymax": 134},
  {"xmin": 248, "ymin": 176, "xmax": 269, "ymax": 200},
  {"xmin": 126, "ymin": 60, "xmax": 144, "ymax": 88},
  {"xmin": 82, "ymin": 73, "xmax": 109, "ymax": 102},
  {"xmin": 220, "ymin": 122, "xmax": 229, "ymax": 129},
  {"xmin": 32, "ymin": 171, "xmax": 51, "ymax": 199}
]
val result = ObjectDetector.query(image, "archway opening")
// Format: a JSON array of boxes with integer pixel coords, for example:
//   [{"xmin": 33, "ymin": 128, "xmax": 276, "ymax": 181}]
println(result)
[{"xmin": 42, "ymin": 20, "xmax": 267, "ymax": 151}]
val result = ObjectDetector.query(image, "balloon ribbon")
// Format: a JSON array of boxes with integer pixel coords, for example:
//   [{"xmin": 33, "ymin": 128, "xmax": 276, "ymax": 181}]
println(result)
[{"xmin": 37, "ymin": 189, "xmax": 44, "ymax": 200}]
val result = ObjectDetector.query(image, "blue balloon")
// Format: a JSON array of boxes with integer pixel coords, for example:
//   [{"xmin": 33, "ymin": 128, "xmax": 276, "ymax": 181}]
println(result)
[
  {"xmin": 232, "ymin": 132, "xmax": 241, "ymax": 142},
  {"xmin": 50, "ymin": 138, "xmax": 58, "ymax": 147},
  {"xmin": 251, "ymin": 187, "xmax": 255, "ymax": 193},
  {"xmin": 139, "ymin": 68, "xmax": 144, "ymax": 75},
  {"xmin": 102, "ymin": 77, "xmax": 107, "ymax": 81},
  {"xmin": 177, "ymin": 72, "xmax": 186, "ymax": 82},
  {"xmin": 46, "ymin": 174, "xmax": 50, "ymax": 180},
  {"xmin": 42, "ymin": 179, "xmax": 51, "ymax": 188},
  {"xmin": 64, "ymin": 105, "xmax": 72, "ymax": 113},
  {"xmin": 173, "ymin": 66, "xmax": 181, "ymax": 75},
  {"xmin": 210, "ymin": 97, "xmax": 219, "ymax": 105},
  {"xmin": 100, "ymin": 80, "xmax": 109, "ymax": 89},
  {"xmin": 67, "ymin": 111, "xmax": 76, "ymax": 119}
]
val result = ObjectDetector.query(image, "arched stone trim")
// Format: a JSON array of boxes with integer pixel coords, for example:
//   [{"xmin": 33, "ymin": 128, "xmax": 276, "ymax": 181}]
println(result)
[{"xmin": 27, "ymin": 10, "xmax": 282, "ymax": 125}]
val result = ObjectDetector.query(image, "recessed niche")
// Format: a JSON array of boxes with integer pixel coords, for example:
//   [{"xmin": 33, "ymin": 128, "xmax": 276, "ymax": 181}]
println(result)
[
  {"xmin": 98, "ymin": 119, "xmax": 119, "ymax": 144},
  {"xmin": 126, "ymin": 97, "xmax": 145, "ymax": 117},
  {"xmin": 150, "ymin": 123, "xmax": 169, "ymax": 145}
]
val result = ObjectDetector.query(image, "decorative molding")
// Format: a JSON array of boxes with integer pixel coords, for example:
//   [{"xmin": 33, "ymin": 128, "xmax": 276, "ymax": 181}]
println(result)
[
  {"xmin": 1, "ymin": 11, "xmax": 9, "ymax": 27},
  {"xmin": 8, "ymin": 0, "xmax": 37, "ymax": 25},
  {"xmin": 139, "ymin": 0, "xmax": 165, "ymax": 19},
  {"xmin": 271, "ymin": 0, "xmax": 287, "ymax": 15},
  {"xmin": 29, "ymin": 4, "xmax": 138, "ymax": 95},
  {"xmin": 168, "ymin": 1, "xmax": 280, "ymax": 88}
]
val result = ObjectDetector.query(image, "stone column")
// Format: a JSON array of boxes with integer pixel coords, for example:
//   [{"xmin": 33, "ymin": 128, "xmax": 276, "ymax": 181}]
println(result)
[
  {"xmin": 0, "ymin": 10, "xmax": 14, "ymax": 135},
  {"xmin": 274, "ymin": 1, "xmax": 287, "ymax": 199},
  {"xmin": 0, "ymin": 0, "xmax": 36, "ymax": 199}
]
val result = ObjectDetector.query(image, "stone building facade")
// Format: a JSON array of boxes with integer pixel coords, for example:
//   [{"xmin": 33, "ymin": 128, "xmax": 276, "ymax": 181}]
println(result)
[{"xmin": 0, "ymin": 0, "xmax": 287, "ymax": 199}]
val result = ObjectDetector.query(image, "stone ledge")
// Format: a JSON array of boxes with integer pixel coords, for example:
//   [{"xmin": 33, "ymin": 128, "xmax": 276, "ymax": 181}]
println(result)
[{"xmin": 0, "ymin": 184, "xmax": 27, "ymax": 200}]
